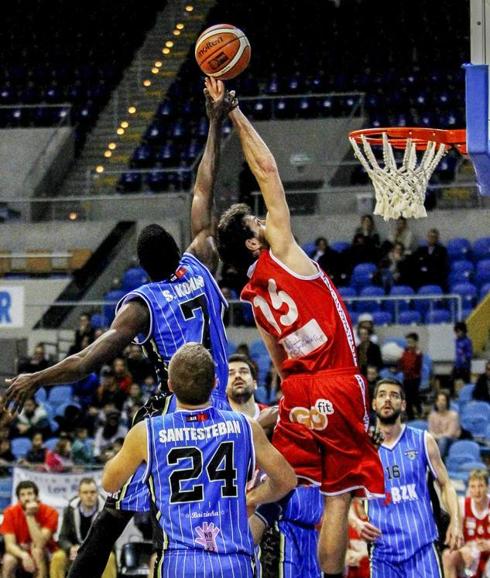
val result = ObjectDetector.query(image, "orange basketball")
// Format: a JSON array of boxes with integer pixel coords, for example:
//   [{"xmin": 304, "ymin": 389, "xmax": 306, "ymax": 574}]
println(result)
[{"xmin": 195, "ymin": 24, "xmax": 251, "ymax": 80}]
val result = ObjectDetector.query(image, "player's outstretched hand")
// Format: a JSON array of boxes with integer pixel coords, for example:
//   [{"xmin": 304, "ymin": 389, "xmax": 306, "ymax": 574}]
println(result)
[
  {"xmin": 445, "ymin": 521, "xmax": 464, "ymax": 552},
  {"xmin": 204, "ymin": 77, "xmax": 238, "ymax": 121},
  {"xmin": 354, "ymin": 519, "xmax": 382, "ymax": 542},
  {"xmin": 5, "ymin": 374, "xmax": 38, "ymax": 414}
]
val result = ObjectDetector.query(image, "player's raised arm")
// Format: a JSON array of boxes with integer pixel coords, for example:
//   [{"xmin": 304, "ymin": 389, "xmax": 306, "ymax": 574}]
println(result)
[
  {"xmin": 246, "ymin": 418, "xmax": 296, "ymax": 510},
  {"xmin": 5, "ymin": 300, "xmax": 149, "ymax": 413},
  {"xmin": 102, "ymin": 421, "xmax": 148, "ymax": 493},
  {"xmin": 187, "ymin": 78, "xmax": 237, "ymax": 273},
  {"xmin": 426, "ymin": 432, "xmax": 463, "ymax": 551}
]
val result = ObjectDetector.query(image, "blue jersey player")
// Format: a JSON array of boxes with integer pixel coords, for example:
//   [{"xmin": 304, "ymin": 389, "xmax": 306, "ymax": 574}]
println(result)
[
  {"xmin": 102, "ymin": 343, "xmax": 297, "ymax": 578},
  {"xmin": 350, "ymin": 379, "xmax": 463, "ymax": 578},
  {"xmin": 5, "ymin": 77, "xmax": 237, "ymax": 578}
]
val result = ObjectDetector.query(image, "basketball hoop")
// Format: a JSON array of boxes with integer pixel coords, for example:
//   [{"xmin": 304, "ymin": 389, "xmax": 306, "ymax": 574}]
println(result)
[{"xmin": 348, "ymin": 127, "xmax": 467, "ymax": 220}]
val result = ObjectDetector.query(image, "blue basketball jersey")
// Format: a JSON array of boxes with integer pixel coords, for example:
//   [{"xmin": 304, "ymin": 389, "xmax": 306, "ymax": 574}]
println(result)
[
  {"xmin": 117, "ymin": 252, "xmax": 229, "ymax": 405},
  {"xmin": 368, "ymin": 426, "xmax": 438, "ymax": 563},
  {"xmin": 282, "ymin": 486, "xmax": 324, "ymax": 526},
  {"xmin": 145, "ymin": 406, "xmax": 256, "ymax": 558}
]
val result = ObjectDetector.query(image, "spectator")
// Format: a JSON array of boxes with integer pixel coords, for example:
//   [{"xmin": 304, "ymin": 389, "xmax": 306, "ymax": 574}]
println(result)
[
  {"xmin": 71, "ymin": 427, "xmax": 94, "ymax": 465},
  {"xmin": 355, "ymin": 313, "xmax": 379, "ymax": 346},
  {"xmin": 69, "ymin": 313, "xmax": 95, "ymax": 355},
  {"xmin": 94, "ymin": 410, "xmax": 127, "ymax": 460},
  {"xmin": 0, "ymin": 439, "xmax": 15, "ymax": 474},
  {"xmin": 346, "ymin": 233, "xmax": 378, "ymax": 272},
  {"xmin": 122, "ymin": 383, "xmax": 145, "ymax": 416},
  {"xmin": 311, "ymin": 237, "xmax": 328, "ymax": 261},
  {"xmin": 473, "ymin": 361, "xmax": 490, "ymax": 402},
  {"xmin": 45, "ymin": 434, "xmax": 72, "ymax": 473},
  {"xmin": 17, "ymin": 343, "xmax": 51, "ymax": 374},
  {"xmin": 443, "ymin": 469, "xmax": 490, "ymax": 578},
  {"xmin": 0, "ymin": 480, "xmax": 59, "ymax": 577},
  {"xmin": 94, "ymin": 367, "xmax": 126, "ymax": 410},
  {"xmin": 317, "ymin": 239, "xmax": 341, "ymax": 284},
  {"xmin": 23, "ymin": 433, "xmax": 47, "ymax": 465},
  {"xmin": 428, "ymin": 391, "xmax": 461, "ymax": 458},
  {"xmin": 13, "ymin": 398, "xmax": 51, "ymax": 440},
  {"xmin": 125, "ymin": 344, "xmax": 154, "ymax": 384},
  {"xmin": 387, "ymin": 217, "xmax": 415, "ymax": 254},
  {"xmin": 376, "ymin": 241, "xmax": 409, "ymax": 290},
  {"xmin": 357, "ymin": 327, "xmax": 383, "ymax": 376},
  {"xmin": 452, "ymin": 321, "xmax": 473, "ymax": 384},
  {"xmin": 112, "ymin": 357, "xmax": 133, "ymax": 394},
  {"xmin": 398, "ymin": 332, "xmax": 423, "ymax": 420},
  {"xmin": 365, "ymin": 365, "xmax": 379, "ymax": 402},
  {"xmin": 355, "ymin": 214, "xmax": 380, "ymax": 249},
  {"xmin": 72, "ymin": 373, "xmax": 99, "ymax": 410},
  {"xmin": 51, "ymin": 478, "xmax": 116, "ymax": 578},
  {"xmin": 410, "ymin": 228, "xmax": 449, "ymax": 290}
]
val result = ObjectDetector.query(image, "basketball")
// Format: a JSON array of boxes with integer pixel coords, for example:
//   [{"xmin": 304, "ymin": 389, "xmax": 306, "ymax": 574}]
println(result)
[{"xmin": 195, "ymin": 24, "xmax": 251, "ymax": 80}]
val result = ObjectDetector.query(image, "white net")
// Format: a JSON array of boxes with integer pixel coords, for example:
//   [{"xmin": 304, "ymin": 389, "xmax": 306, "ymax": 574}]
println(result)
[{"xmin": 349, "ymin": 132, "xmax": 447, "ymax": 220}]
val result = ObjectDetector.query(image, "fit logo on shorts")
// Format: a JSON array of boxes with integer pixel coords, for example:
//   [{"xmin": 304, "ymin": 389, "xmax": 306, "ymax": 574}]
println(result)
[{"xmin": 289, "ymin": 399, "xmax": 334, "ymax": 431}]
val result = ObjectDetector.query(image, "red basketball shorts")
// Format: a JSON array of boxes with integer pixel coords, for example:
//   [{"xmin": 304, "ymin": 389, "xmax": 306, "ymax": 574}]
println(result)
[{"xmin": 272, "ymin": 367, "xmax": 385, "ymax": 498}]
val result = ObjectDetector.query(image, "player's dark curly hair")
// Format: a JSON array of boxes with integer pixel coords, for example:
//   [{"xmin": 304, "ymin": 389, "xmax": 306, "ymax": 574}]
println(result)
[
  {"xmin": 217, "ymin": 203, "xmax": 256, "ymax": 271},
  {"xmin": 137, "ymin": 224, "xmax": 181, "ymax": 282}
]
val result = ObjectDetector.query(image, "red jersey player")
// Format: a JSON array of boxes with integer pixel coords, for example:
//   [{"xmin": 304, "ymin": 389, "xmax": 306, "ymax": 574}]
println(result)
[
  {"xmin": 217, "ymin": 92, "xmax": 384, "ymax": 578},
  {"xmin": 443, "ymin": 468, "xmax": 490, "ymax": 578}
]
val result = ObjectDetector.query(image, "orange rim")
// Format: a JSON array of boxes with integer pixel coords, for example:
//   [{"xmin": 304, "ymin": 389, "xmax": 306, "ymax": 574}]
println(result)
[{"xmin": 349, "ymin": 127, "xmax": 467, "ymax": 154}]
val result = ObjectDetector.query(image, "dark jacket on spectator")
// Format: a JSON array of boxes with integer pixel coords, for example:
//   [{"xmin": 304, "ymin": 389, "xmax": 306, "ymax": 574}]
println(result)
[
  {"xmin": 58, "ymin": 495, "xmax": 105, "ymax": 552},
  {"xmin": 473, "ymin": 373, "xmax": 490, "ymax": 402},
  {"xmin": 409, "ymin": 243, "xmax": 449, "ymax": 290}
]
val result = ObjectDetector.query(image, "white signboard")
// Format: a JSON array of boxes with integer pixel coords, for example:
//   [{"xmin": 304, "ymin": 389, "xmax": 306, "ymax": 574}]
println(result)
[
  {"xmin": 11, "ymin": 467, "xmax": 104, "ymax": 514},
  {"xmin": 0, "ymin": 286, "xmax": 24, "ymax": 328}
]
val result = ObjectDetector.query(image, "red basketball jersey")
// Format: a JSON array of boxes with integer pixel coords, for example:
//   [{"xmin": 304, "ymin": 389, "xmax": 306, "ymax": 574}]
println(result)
[
  {"xmin": 463, "ymin": 496, "xmax": 490, "ymax": 542},
  {"xmin": 241, "ymin": 249, "xmax": 358, "ymax": 376}
]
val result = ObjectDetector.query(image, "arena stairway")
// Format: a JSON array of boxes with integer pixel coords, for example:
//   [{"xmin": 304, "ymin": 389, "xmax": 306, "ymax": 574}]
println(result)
[{"xmin": 58, "ymin": 0, "xmax": 217, "ymax": 200}]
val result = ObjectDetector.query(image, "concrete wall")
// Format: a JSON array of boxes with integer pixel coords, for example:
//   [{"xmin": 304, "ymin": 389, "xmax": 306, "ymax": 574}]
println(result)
[{"xmin": 0, "ymin": 128, "xmax": 74, "ymax": 201}]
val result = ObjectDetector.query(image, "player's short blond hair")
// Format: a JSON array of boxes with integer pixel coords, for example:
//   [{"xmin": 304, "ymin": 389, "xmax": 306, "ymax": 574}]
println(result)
[
  {"xmin": 468, "ymin": 469, "xmax": 488, "ymax": 486},
  {"xmin": 168, "ymin": 343, "xmax": 215, "ymax": 405}
]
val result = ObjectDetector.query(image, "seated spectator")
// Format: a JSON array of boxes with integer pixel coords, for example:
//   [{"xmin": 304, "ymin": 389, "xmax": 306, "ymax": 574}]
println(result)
[
  {"xmin": 409, "ymin": 228, "xmax": 449, "ymax": 290},
  {"xmin": 473, "ymin": 361, "xmax": 490, "ymax": 402},
  {"xmin": 387, "ymin": 217, "xmax": 415, "ymax": 254},
  {"xmin": 94, "ymin": 410, "xmax": 127, "ymax": 460},
  {"xmin": 51, "ymin": 478, "xmax": 116, "ymax": 578},
  {"xmin": 220, "ymin": 262, "xmax": 248, "ymax": 294},
  {"xmin": 112, "ymin": 356, "xmax": 133, "ymax": 394},
  {"xmin": 398, "ymin": 333, "xmax": 423, "ymax": 420},
  {"xmin": 345, "ymin": 233, "xmax": 378, "ymax": 273},
  {"xmin": 72, "ymin": 372, "xmax": 100, "ymax": 410},
  {"xmin": 452, "ymin": 321, "xmax": 473, "ymax": 385},
  {"xmin": 142, "ymin": 374, "xmax": 157, "ymax": 398},
  {"xmin": 0, "ymin": 480, "xmax": 59, "ymax": 577},
  {"xmin": 68, "ymin": 312, "xmax": 95, "ymax": 356},
  {"xmin": 357, "ymin": 327, "xmax": 383, "ymax": 376},
  {"xmin": 355, "ymin": 214, "xmax": 381, "ymax": 250},
  {"xmin": 17, "ymin": 343, "xmax": 52, "ymax": 374},
  {"xmin": 365, "ymin": 365, "xmax": 380, "ymax": 402},
  {"xmin": 355, "ymin": 313, "xmax": 379, "ymax": 345},
  {"xmin": 125, "ymin": 344, "xmax": 154, "ymax": 384},
  {"xmin": 95, "ymin": 366, "xmax": 126, "ymax": 410},
  {"xmin": 123, "ymin": 383, "xmax": 145, "ymax": 416},
  {"xmin": 428, "ymin": 391, "xmax": 461, "ymax": 458},
  {"xmin": 23, "ymin": 432, "xmax": 47, "ymax": 466},
  {"xmin": 71, "ymin": 427, "xmax": 94, "ymax": 465},
  {"xmin": 0, "ymin": 439, "xmax": 16, "ymax": 474},
  {"xmin": 317, "ymin": 239, "xmax": 341, "ymax": 284},
  {"xmin": 311, "ymin": 236, "xmax": 328, "ymax": 261},
  {"xmin": 443, "ymin": 469, "xmax": 490, "ymax": 578},
  {"xmin": 12, "ymin": 398, "xmax": 51, "ymax": 439},
  {"xmin": 375, "ymin": 242, "xmax": 409, "ymax": 290},
  {"xmin": 45, "ymin": 433, "xmax": 73, "ymax": 473}
]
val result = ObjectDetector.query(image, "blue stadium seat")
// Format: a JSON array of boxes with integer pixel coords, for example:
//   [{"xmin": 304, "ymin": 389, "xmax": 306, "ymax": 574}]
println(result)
[
  {"xmin": 457, "ymin": 383, "xmax": 475, "ymax": 406},
  {"xmin": 450, "ymin": 282, "xmax": 478, "ymax": 309},
  {"xmin": 0, "ymin": 477, "xmax": 13, "ymax": 511},
  {"xmin": 11, "ymin": 437, "xmax": 31, "ymax": 459},
  {"xmin": 385, "ymin": 285, "xmax": 415, "ymax": 316},
  {"xmin": 460, "ymin": 402, "xmax": 490, "ymax": 438},
  {"xmin": 420, "ymin": 354, "xmax": 432, "ymax": 390},
  {"xmin": 90, "ymin": 313, "xmax": 108, "ymax": 329},
  {"xmin": 407, "ymin": 420, "xmax": 428, "ymax": 431},
  {"xmin": 227, "ymin": 341, "xmax": 237, "ymax": 356},
  {"xmin": 372, "ymin": 311, "xmax": 392, "ymax": 326},
  {"xmin": 475, "ymin": 259, "xmax": 490, "ymax": 287},
  {"xmin": 473, "ymin": 237, "xmax": 490, "ymax": 261},
  {"xmin": 359, "ymin": 286, "xmax": 385, "ymax": 313},
  {"xmin": 425, "ymin": 309, "xmax": 451, "ymax": 324},
  {"xmin": 35, "ymin": 387, "xmax": 47, "ymax": 404},
  {"xmin": 415, "ymin": 285, "xmax": 443, "ymax": 315},
  {"xmin": 398, "ymin": 310, "xmax": 421, "ymax": 325},
  {"xmin": 48, "ymin": 385, "xmax": 73, "ymax": 408},
  {"xmin": 450, "ymin": 259, "xmax": 474, "ymax": 277},
  {"xmin": 44, "ymin": 438, "xmax": 59, "ymax": 451},
  {"xmin": 446, "ymin": 440, "xmax": 481, "ymax": 471},
  {"xmin": 250, "ymin": 340, "xmax": 268, "ymax": 360},
  {"xmin": 122, "ymin": 267, "xmax": 148, "ymax": 292},
  {"xmin": 480, "ymin": 282, "xmax": 490, "ymax": 301},
  {"xmin": 349, "ymin": 311, "xmax": 359, "ymax": 325},
  {"xmin": 331, "ymin": 241, "xmax": 350, "ymax": 253},
  {"xmin": 301, "ymin": 242, "xmax": 316, "ymax": 257},
  {"xmin": 117, "ymin": 172, "xmax": 142, "ymax": 193},
  {"xmin": 458, "ymin": 460, "xmax": 488, "ymax": 472},
  {"xmin": 351, "ymin": 263, "xmax": 377, "ymax": 288},
  {"xmin": 447, "ymin": 238, "xmax": 472, "ymax": 261}
]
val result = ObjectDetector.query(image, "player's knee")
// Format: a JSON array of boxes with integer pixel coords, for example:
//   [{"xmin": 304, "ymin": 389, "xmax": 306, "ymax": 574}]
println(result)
[{"xmin": 2, "ymin": 553, "xmax": 18, "ymax": 571}]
